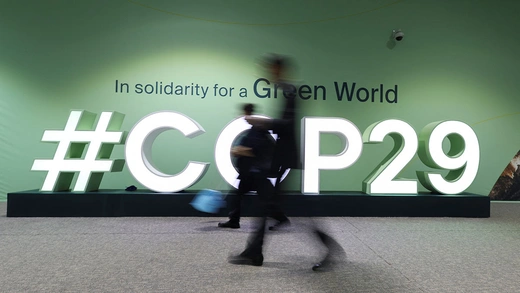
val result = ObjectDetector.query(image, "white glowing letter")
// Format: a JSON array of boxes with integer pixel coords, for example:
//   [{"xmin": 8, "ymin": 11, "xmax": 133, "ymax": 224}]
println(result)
[
  {"xmin": 302, "ymin": 117, "xmax": 363, "ymax": 194},
  {"xmin": 125, "ymin": 111, "xmax": 208, "ymax": 193},
  {"xmin": 362, "ymin": 119, "xmax": 418, "ymax": 194},
  {"xmin": 416, "ymin": 121, "xmax": 479, "ymax": 194}
]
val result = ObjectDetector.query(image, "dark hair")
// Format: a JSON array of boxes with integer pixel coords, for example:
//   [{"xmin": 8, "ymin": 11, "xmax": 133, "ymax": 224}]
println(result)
[
  {"xmin": 243, "ymin": 103, "xmax": 254, "ymax": 115},
  {"xmin": 264, "ymin": 54, "xmax": 290, "ymax": 70}
]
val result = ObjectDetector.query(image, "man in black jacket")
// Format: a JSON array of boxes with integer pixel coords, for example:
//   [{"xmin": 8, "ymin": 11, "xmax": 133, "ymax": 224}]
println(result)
[
  {"xmin": 228, "ymin": 54, "xmax": 344, "ymax": 270},
  {"xmin": 218, "ymin": 103, "xmax": 287, "ymax": 229}
]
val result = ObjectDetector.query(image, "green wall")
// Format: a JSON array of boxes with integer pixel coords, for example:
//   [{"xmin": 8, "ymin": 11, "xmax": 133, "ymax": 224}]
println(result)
[{"xmin": 1, "ymin": 0, "xmax": 519, "ymax": 199}]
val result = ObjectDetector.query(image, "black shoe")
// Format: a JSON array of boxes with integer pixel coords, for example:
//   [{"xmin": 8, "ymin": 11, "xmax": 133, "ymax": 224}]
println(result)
[
  {"xmin": 228, "ymin": 253, "xmax": 264, "ymax": 266},
  {"xmin": 218, "ymin": 220, "xmax": 240, "ymax": 229},
  {"xmin": 312, "ymin": 256, "xmax": 331, "ymax": 271},
  {"xmin": 312, "ymin": 261, "xmax": 325, "ymax": 271},
  {"xmin": 269, "ymin": 218, "xmax": 290, "ymax": 231}
]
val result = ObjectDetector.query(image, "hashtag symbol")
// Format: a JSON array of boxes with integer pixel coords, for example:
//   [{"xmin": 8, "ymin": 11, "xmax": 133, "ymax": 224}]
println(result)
[{"xmin": 31, "ymin": 110, "xmax": 126, "ymax": 192}]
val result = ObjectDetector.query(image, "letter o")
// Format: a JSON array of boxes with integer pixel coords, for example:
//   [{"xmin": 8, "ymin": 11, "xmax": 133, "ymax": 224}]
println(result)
[{"xmin": 215, "ymin": 115, "xmax": 289, "ymax": 189}]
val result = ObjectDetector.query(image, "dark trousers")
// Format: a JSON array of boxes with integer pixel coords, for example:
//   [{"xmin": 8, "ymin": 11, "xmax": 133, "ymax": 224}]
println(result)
[
  {"xmin": 242, "ymin": 169, "xmax": 341, "ymax": 262},
  {"xmin": 240, "ymin": 172, "xmax": 273, "ymax": 256},
  {"xmin": 241, "ymin": 167, "xmax": 289, "ymax": 256},
  {"xmin": 227, "ymin": 171, "xmax": 287, "ymax": 223},
  {"xmin": 227, "ymin": 176, "xmax": 254, "ymax": 223}
]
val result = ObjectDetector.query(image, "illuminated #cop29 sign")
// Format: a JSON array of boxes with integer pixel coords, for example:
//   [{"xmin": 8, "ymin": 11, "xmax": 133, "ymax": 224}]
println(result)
[{"xmin": 31, "ymin": 110, "xmax": 479, "ymax": 195}]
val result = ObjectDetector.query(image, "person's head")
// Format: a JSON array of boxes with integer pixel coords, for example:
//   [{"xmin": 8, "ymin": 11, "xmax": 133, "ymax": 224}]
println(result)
[
  {"xmin": 262, "ymin": 54, "xmax": 294, "ymax": 82},
  {"xmin": 242, "ymin": 103, "xmax": 255, "ymax": 116}
]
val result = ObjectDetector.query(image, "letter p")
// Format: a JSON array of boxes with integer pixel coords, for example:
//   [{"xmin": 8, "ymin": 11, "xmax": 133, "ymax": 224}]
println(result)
[{"xmin": 302, "ymin": 117, "xmax": 363, "ymax": 194}]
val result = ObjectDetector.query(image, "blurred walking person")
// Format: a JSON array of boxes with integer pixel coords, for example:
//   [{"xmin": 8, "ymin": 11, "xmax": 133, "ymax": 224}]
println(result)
[
  {"xmin": 218, "ymin": 103, "xmax": 288, "ymax": 229},
  {"xmin": 228, "ymin": 54, "xmax": 344, "ymax": 270}
]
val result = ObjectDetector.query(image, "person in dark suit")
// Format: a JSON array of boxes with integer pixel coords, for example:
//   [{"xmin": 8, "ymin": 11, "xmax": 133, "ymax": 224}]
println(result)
[
  {"xmin": 228, "ymin": 54, "xmax": 344, "ymax": 270},
  {"xmin": 218, "ymin": 103, "xmax": 288, "ymax": 229},
  {"xmin": 244, "ymin": 55, "xmax": 300, "ymax": 231}
]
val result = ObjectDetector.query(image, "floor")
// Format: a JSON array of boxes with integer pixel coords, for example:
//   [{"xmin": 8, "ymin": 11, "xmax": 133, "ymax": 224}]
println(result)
[{"xmin": 0, "ymin": 202, "xmax": 518, "ymax": 293}]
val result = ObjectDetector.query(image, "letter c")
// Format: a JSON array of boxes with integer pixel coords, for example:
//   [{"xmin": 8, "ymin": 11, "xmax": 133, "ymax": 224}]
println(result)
[{"xmin": 125, "ymin": 111, "xmax": 209, "ymax": 192}]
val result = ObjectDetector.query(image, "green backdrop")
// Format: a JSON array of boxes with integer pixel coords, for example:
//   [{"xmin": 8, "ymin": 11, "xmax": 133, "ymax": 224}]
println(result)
[{"xmin": 1, "ymin": 0, "xmax": 519, "ymax": 200}]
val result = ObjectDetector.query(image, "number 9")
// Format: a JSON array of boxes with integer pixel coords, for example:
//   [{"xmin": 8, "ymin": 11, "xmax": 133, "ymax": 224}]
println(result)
[{"xmin": 416, "ymin": 121, "xmax": 480, "ymax": 194}]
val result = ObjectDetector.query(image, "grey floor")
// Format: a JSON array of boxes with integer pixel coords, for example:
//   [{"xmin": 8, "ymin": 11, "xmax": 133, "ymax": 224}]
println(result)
[{"xmin": 0, "ymin": 202, "xmax": 519, "ymax": 293}]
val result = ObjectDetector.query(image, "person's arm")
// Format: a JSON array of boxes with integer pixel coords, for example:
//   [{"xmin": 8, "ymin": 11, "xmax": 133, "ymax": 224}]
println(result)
[
  {"xmin": 245, "ymin": 116, "xmax": 290, "ymax": 133},
  {"xmin": 244, "ymin": 116, "xmax": 272, "ymax": 129},
  {"xmin": 231, "ymin": 145, "xmax": 255, "ymax": 157}
]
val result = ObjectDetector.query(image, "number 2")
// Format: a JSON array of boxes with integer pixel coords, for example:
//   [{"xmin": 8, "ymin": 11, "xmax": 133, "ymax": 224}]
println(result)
[{"xmin": 362, "ymin": 119, "xmax": 418, "ymax": 194}]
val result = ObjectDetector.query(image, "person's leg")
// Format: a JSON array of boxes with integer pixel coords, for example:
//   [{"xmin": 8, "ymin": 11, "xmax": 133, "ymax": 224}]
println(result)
[
  {"xmin": 268, "ymin": 168, "xmax": 290, "ymax": 230},
  {"xmin": 311, "ymin": 226, "xmax": 346, "ymax": 271},
  {"xmin": 218, "ymin": 177, "xmax": 253, "ymax": 228},
  {"xmin": 227, "ymin": 215, "xmax": 265, "ymax": 266},
  {"xmin": 242, "ymin": 176, "xmax": 272, "ymax": 253},
  {"xmin": 305, "ymin": 199, "xmax": 345, "ymax": 271},
  {"xmin": 217, "ymin": 188, "xmax": 241, "ymax": 228},
  {"xmin": 228, "ymin": 173, "xmax": 271, "ymax": 266}
]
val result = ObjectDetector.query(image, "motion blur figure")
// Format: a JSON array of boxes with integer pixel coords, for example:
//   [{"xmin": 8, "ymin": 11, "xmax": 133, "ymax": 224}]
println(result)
[
  {"xmin": 228, "ymin": 54, "xmax": 344, "ymax": 270},
  {"xmin": 217, "ymin": 103, "xmax": 288, "ymax": 229}
]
